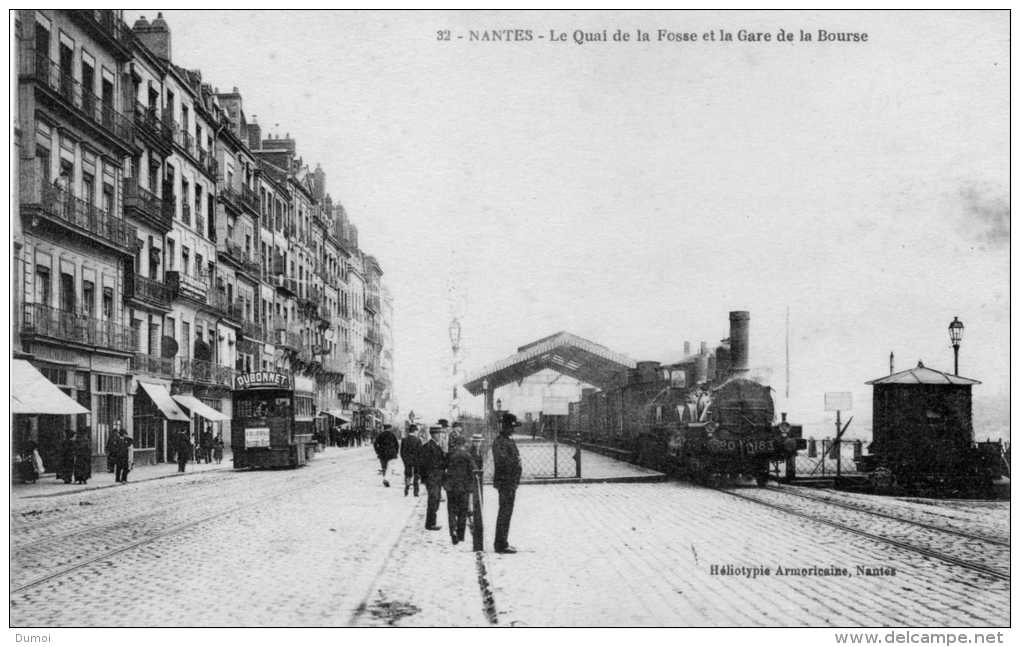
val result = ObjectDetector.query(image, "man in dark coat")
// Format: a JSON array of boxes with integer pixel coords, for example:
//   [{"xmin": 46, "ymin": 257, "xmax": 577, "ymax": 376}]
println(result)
[
  {"xmin": 175, "ymin": 428, "xmax": 192, "ymax": 473},
  {"xmin": 373, "ymin": 424, "xmax": 399, "ymax": 487},
  {"xmin": 73, "ymin": 428, "xmax": 92, "ymax": 484},
  {"xmin": 400, "ymin": 424, "xmax": 423, "ymax": 497},
  {"xmin": 445, "ymin": 434, "xmax": 477, "ymax": 545},
  {"xmin": 418, "ymin": 427, "xmax": 447, "ymax": 530},
  {"xmin": 492, "ymin": 412, "xmax": 523, "ymax": 553}
]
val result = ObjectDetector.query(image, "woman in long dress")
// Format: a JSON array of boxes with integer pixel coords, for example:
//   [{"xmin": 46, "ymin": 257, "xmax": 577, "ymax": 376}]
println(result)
[{"xmin": 73, "ymin": 428, "xmax": 92, "ymax": 484}]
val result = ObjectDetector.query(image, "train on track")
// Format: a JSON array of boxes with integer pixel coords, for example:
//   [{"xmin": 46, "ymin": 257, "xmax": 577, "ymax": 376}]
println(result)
[
  {"xmin": 231, "ymin": 371, "xmax": 318, "ymax": 469},
  {"xmin": 568, "ymin": 311, "xmax": 804, "ymax": 485}
]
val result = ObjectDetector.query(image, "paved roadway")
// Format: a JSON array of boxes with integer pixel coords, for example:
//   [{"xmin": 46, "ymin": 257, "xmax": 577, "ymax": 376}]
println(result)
[{"xmin": 10, "ymin": 446, "xmax": 1010, "ymax": 627}]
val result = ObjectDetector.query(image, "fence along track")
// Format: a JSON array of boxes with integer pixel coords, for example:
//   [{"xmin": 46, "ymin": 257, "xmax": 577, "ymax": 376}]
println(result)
[
  {"xmin": 11, "ymin": 456, "xmax": 356, "ymax": 594},
  {"xmin": 715, "ymin": 488, "xmax": 1010, "ymax": 582},
  {"xmin": 775, "ymin": 485, "xmax": 1010, "ymax": 547}
]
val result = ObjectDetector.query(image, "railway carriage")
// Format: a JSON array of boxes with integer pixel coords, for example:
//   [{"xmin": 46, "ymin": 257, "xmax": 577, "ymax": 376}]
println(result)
[{"xmin": 231, "ymin": 371, "xmax": 318, "ymax": 469}]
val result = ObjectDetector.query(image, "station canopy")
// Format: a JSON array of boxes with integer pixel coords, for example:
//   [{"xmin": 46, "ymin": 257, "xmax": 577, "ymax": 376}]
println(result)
[{"xmin": 462, "ymin": 331, "xmax": 636, "ymax": 396}]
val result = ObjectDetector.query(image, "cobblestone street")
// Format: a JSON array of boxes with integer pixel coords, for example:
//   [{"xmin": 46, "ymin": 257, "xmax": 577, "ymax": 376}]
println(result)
[{"xmin": 10, "ymin": 447, "xmax": 1010, "ymax": 627}]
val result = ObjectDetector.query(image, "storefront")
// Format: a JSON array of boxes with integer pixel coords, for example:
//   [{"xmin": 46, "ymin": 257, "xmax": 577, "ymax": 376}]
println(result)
[
  {"xmin": 135, "ymin": 380, "xmax": 191, "ymax": 463},
  {"xmin": 11, "ymin": 359, "xmax": 90, "ymax": 476}
]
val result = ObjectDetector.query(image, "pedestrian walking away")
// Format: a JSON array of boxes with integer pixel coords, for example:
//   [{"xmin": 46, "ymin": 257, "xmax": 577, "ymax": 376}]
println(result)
[
  {"xmin": 73, "ymin": 427, "xmax": 92, "ymax": 484},
  {"xmin": 400, "ymin": 424, "xmax": 423, "ymax": 497},
  {"xmin": 419, "ymin": 426, "xmax": 447, "ymax": 531},
  {"xmin": 444, "ymin": 434, "xmax": 476, "ymax": 545},
  {"xmin": 492, "ymin": 412, "xmax": 523, "ymax": 554},
  {"xmin": 213, "ymin": 433, "xmax": 224, "ymax": 464},
  {"xmin": 175, "ymin": 428, "xmax": 192, "ymax": 473},
  {"xmin": 373, "ymin": 424, "xmax": 399, "ymax": 487}
]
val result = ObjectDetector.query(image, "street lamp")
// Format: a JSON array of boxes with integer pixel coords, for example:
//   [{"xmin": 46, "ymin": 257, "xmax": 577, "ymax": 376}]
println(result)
[{"xmin": 948, "ymin": 316, "xmax": 964, "ymax": 375}]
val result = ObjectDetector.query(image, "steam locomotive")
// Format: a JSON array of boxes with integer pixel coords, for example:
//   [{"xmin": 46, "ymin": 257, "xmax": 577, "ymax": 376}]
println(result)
[{"xmin": 567, "ymin": 312, "xmax": 804, "ymax": 485}]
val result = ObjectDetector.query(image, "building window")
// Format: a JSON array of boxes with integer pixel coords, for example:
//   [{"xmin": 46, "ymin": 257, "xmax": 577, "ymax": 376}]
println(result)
[
  {"xmin": 167, "ymin": 239, "xmax": 176, "ymax": 270},
  {"xmin": 94, "ymin": 373, "xmax": 125, "ymax": 455},
  {"xmin": 82, "ymin": 280, "xmax": 95, "ymax": 317},
  {"xmin": 102, "ymin": 287, "xmax": 113, "ymax": 319},
  {"xmin": 36, "ymin": 265, "xmax": 51, "ymax": 305},
  {"xmin": 182, "ymin": 246, "xmax": 190, "ymax": 275},
  {"xmin": 60, "ymin": 272, "xmax": 75, "ymax": 312}
]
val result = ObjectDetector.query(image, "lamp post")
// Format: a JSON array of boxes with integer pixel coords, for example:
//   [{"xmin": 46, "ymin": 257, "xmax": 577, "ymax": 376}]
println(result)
[{"xmin": 948, "ymin": 316, "xmax": 964, "ymax": 376}]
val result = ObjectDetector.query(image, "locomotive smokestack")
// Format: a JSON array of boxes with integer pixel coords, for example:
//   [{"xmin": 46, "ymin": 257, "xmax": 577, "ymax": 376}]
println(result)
[{"xmin": 729, "ymin": 311, "xmax": 750, "ymax": 375}]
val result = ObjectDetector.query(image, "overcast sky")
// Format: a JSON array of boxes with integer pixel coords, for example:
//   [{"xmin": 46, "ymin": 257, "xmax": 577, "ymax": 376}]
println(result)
[{"xmin": 129, "ymin": 10, "xmax": 1009, "ymax": 430}]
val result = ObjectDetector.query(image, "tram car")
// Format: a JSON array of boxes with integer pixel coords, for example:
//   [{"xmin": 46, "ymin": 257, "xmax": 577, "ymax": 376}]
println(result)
[
  {"xmin": 568, "ymin": 311, "xmax": 804, "ymax": 485},
  {"xmin": 231, "ymin": 371, "xmax": 318, "ymax": 469}
]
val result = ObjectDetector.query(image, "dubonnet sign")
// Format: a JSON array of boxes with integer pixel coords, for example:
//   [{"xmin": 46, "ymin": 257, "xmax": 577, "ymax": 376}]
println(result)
[{"xmin": 235, "ymin": 372, "xmax": 292, "ymax": 390}]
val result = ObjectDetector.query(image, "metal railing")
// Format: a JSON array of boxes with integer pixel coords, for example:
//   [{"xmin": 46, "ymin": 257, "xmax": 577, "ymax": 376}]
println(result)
[
  {"xmin": 176, "ymin": 357, "xmax": 235, "ymax": 386},
  {"xmin": 240, "ymin": 184, "xmax": 259, "ymax": 213},
  {"xmin": 130, "ymin": 352, "xmax": 174, "ymax": 378},
  {"xmin": 69, "ymin": 10, "xmax": 134, "ymax": 53},
  {"xmin": 123, "ymin": 177, "xmax": 171, "ymax": 230},
  {"xmin": 198, "ymin": 148, "xmax": 217, "ymax": 177},
  {"xmin": 20, "ymin": 44, "xmax": 133, "ymax": 143},
  {"xmin": 21, "ymin": 302, "xmax": 137, "ymax": 350},
  {"xmin": 126, "ymin": 272, "xmax": 173, "ymax": 308},
  {"xmin": 241, "ymin": 319, "xmax": 266, "ymax": 341},
  {"xmin": 133, "ymin": 102, "xmax": 173, "ymax": 144},
  {"xmin": 22, "ymin": 179, "xmax": 136, "ymax": 253},
  {"xmin": 209, "ymin": 291, "xmax": 244, "ymax": 320}
]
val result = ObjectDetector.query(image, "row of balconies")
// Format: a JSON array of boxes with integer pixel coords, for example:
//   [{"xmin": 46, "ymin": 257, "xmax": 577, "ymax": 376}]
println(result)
[
  {"xmin": 123, "ymin": 177, "xmax": 173, "ymax": 232},
  {"xmin": 132, "ymin": 102, "xmax": 174, "ymax": 150},
  {"xmin": 208, "ymin": 290, "xmax": 245, "ymax": 321},
  {"xmin": 20, "ymin": 302, "xmax": 137, "ymax": 352},
  {"xmin": 20, "ymin": 44, "xmax": 134, "ymax": 148},
  {"xmin": 21, "ymin": 178, "xmax": 137, "ymax": 255},
  {"xmin": 68, "ymin": 11, "xmax": 134, "ymax": 60}
]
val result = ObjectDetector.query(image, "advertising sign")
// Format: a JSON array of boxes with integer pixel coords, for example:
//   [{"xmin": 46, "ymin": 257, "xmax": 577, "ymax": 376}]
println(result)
[
  {"xmin": 245, "ymin": 427, "xmax": 271, "ymax": 448},
  {"xmin": 235, "ymin": 372, "xmax": 292, "ymax": 391}
]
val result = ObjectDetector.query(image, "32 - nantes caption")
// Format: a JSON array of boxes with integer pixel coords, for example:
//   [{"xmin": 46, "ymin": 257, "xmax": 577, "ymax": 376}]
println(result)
[{"xmin": 440, "ymin": 28, "xmax": 869, "ymax": 45}]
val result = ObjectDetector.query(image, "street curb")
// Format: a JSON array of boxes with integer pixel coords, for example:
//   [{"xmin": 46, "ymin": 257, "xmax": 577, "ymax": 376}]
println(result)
[{"xmin": 15, "ymin": 465, "xmax": 233, "ymax": 500}]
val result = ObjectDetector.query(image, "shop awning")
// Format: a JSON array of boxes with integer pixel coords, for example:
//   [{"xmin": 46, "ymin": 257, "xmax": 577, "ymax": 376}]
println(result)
[
  {"xmin": 10, "ymin": 359, "xmax": 90, "ymax": 415},
  {"xmin": 137, "ymin": 381, "xmax": 190, "ymax": 422},
  {"xmin": 320, "ymin": 409, "xmax": 350, "ymax": 424},
  {"xmin": 173, "ymin": 394, "xmax": 229, "ymax": 422}
]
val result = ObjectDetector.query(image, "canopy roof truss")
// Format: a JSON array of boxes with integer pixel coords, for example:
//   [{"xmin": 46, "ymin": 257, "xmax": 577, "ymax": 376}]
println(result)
[{"xmin": 462, "ymin": 332, "xmax": 636, "ymax": 396}]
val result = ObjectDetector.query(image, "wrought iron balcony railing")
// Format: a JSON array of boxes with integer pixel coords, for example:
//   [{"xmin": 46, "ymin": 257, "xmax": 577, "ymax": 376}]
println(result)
[
  {"xmin": 21, "ymin": 178, "xmax": 136, "ymax": 254},
  {"xmin": 130, "ymin": 352, "xmax": 174, "ymax": 379},
  {"xmin": 176, "ymin": 357, "xmax": 235, "ymax": 387},
  {"xmin": 125, "ymin": 272, "xmax": 173, "ymax": 309},
  {"xmin": 123, "ymin": 177, "xmax": 172, "ymax": 231},
  {"xmin": 241, "ymin": 319, "xmax": 266, "ymax": 341},
  {"xmin": 133, "ymin": 102, "xmax": 173, "ymax": 146},
  {"xmin": 19, "ymin": 44, "xmax": 133, "ymax": 145},
  {"xmin": 240, "ymin": 184, "xmax": 260, "ymax": 213},
  {"xmin": 21, "ymin": 302, "xmax": 137, "ymax": 350},
  {"xmin": 68, "ymin": 10, "xmax": 133, "ymax": 58}
]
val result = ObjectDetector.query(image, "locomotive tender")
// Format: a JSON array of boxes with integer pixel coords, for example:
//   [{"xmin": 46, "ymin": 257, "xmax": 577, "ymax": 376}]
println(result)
[{"xmin": 567, "ymin": 311, "xmax": 803, "ymax": 485}]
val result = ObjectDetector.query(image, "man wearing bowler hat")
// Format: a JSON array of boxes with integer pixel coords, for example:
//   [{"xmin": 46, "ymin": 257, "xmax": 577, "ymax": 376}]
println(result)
[
  {"xmin": 492, "ymin": 412, "xmax": 523, "ymax": 553},
  {"xmin": 418, "ymin": 426, "xmax": 447, "ymax": 531}
]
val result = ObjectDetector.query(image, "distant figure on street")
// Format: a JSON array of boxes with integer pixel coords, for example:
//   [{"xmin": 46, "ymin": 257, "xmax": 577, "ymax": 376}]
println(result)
[
  {"xmin": 373, "ymin": 424, "xmax": 399, "ymax": 487},
  {"xmin": 73, "ymin": 428, "xmax": 92, "ymax": 484},
  {"xmin": 445, "ymin": 434, "xmax": 476, "ymax": 545},
  {"xmin": 419, "ymin": 426, "xmax": 447, "ymax": 531},
  {"xmin": 492, "ymin": 412, "xmax": 523, "ymax": 553},
  {"xmin": 212, "ymin": 433, "xmax": 224, "ymax": 464},
  {"xmin": 400, "ymin": 424, "xmax": 423, "ymax": 497},
  {"xmin": 105, "ymin": 420, "xmax": 122, "ymax": 473},
  {"xmin": 113, "ymin": 430, "xmax": 134, "ymax": 483},
  {"xmin": 175, "ymin": 428, "xmax": 192, "ymax": 473},
  {"xmin": 200, "ymin": 425, "xmax": 214, "ymax": 464},
  {"xmin": 58, "ymin": 429, "xmax": 76, "ymax": 484}
]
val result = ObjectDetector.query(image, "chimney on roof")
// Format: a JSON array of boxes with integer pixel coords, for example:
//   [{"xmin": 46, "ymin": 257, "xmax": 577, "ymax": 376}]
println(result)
[
  {"xmin": 248, "ymin": 116, "xmax": 261, "ymax": 150},
  {"xmin": 683, "ymin": 341, "xmax": 690, "ymax": 356},
  {"xmin": 889, "ymin": 351, "xmax": 894, "ymax": 375},
  {"xmin": 233, "ymin": 86, "xmax": 238, "ymax": 93},
  {"xmin": 134, "ymin": 12, "xmax": 172, "ymax": 61}
]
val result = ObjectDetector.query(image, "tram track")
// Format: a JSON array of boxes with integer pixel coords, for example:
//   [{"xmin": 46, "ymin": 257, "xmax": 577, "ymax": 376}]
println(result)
[
  {"xmin": 774, "ymin": 485, "xmax": 1010, "ymax": 547},
  {"xmin": 11, "ymin": 453, "xmax": 358, "ymax": 595},
  {"xmin": 715, "ymin": 487, "xmax": 1010, "ymax": 582}
]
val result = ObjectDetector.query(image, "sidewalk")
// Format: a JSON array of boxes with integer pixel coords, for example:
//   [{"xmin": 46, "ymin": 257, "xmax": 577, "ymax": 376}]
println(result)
[{"xmin": 12, "ymin": 453, "xmax": 233, "ymax": 499}]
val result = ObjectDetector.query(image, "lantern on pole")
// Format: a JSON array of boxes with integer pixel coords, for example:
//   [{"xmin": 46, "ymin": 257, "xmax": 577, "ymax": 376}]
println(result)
[{"xmin": 948, "ymin": 316, "xmax": 964, "ymax": 376}]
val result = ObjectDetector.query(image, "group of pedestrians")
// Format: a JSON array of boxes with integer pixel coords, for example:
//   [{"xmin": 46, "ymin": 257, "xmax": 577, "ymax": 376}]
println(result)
[
  {"xmin": 371, "ymin": 413, "xmax": 523, "ymax": 554},
  {"xmin": 171, "ymin": 425, "xmax": 224, "ymax": 473},
  {"xmin": 56, "ymin": 428, "xmax": 93, "ymax": 485},
  {"xmin": 104, "ymin": 427, "xmax": 135, "ymax": 483},
  {"xmin": 331, "ymin": 426, "xmax": 366, "ymax": 447}
]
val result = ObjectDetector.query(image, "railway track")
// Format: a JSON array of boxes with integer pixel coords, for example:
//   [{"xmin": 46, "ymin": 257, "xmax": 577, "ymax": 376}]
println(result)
[
  {"xmin": 774, "ymin": 485, "xmax": 1010, "ymax": 547},
  {"xmin": 11, "ymin": 454, "xmax": 356, "ymax": 595},
  {"xmin": 715, "ymin": 487, "xmax": 1010, "ymax": 582}
]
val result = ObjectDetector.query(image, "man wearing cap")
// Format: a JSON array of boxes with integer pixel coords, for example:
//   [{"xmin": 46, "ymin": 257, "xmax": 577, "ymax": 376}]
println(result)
[
  {"xmin": 444, "ymin": 434, "xmax": 476, "ymax": 545},
  {"xmin": 400, "ymin": 424, "xmax": 423, "ymax": 497},
  {"xmin": 492, "ymin": 412, "xmax": 523, "ymax": 553},
  {"xmin": 418, "ymin": 426, "xmax": 447, "ymax": 531}
]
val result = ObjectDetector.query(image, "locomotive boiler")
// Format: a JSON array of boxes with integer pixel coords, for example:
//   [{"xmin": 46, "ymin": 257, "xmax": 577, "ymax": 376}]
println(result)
[{"xmin": 568, "ymin": 311, "xmax": 803, "ymax": 485}]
